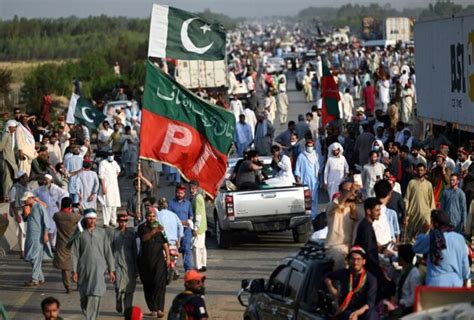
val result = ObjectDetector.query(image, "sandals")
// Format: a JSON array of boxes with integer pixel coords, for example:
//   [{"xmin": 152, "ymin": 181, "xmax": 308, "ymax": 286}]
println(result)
[{"xmin": 24, "ymin": 280, "xmax": 39, "ymax": 287}]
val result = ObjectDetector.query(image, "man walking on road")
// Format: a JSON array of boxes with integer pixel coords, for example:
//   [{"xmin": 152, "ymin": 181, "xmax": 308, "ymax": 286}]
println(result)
[
  {"xmin": 34, "ymin": 174, "xmax": 69, "ymax": 247},
  {"xmin": 76, "ymin": 158, "xmax": 99, "ymax": 210},
  {"xmin": 53, "ymin": 197, "xmax": 81, "ymax": 293},
  {"xmin": 362, "ymin": 151, "xmax": 386, "ymax": 199},
  {"xmin": 99, "ymin": 150, "xmax": 121, "ymax": 227},
  {"xmin": 8, "ymin": 170, "xmax": 30, "ymax": 259},
  {"xmin": 168, "ymin": 184, "xmax": 194, "ymax": 272},
  {"xmin": 189, "ymin": 181, "xmax": 207, "ymax": 272},
  {"xmin": 441, "ymin": 173, "xmax": 467, "ymax": 233},
  {"xmin": 294, "ymin": 139, "xmax": 320, "ymax": 220},
  {"xmin": 404, "ymin": 163, "xmax": 435, "ymax": 242},
  {"xmin": 22, "ymin": 191, "xmax": 52, "ymax": 286},
  {"xmin": 234, "ymin": 114, "xmax": 253, "ymax": 157},
  {"xmin": 111, "ymin": 213, "xmax": 138, "ymax": 314},
  {"xmin": 71, "ymin": 208, "xmax": 115, "ymax": 320},
  {"xmin": 276, "ymin": 75, "xmax": 289, "ymax": 125}
]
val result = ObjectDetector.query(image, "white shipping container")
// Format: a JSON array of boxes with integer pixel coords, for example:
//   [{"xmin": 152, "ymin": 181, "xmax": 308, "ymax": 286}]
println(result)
[
  {"xmin": 176, "ymin": 59, "xmax": 228, "ymax": 89},
  {"xmin": 414, "ymin": 14, "xmax": 474, "ymax": 131},
  {"xmin": 385, "ymin": 17, "xmax": 411, "ymax": 42}
]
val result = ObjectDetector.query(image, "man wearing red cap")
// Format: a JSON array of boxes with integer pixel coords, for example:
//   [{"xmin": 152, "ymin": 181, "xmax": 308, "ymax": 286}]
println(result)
[
  {"xmin": 168, "ymin": 184, "xmax": 194, "ymax": 272},
  {"xmin": 168, "ymin": 270, "xmax": 208, "ymax": 320}
]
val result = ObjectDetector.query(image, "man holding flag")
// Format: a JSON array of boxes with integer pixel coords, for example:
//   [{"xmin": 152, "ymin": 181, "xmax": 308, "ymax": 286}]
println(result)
[{"xmin": 320, "ymin": 57, "xmax": 341, "ymax": 128}]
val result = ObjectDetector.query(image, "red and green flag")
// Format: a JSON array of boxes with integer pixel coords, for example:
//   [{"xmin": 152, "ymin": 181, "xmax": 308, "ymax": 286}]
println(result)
[
  {"xmin": 140, "ymin": 60, "xmax": 235, "ymax": 197},
  {"xmin": 321, "ymin": 57, "xmax": 340, "ymax": 127}
]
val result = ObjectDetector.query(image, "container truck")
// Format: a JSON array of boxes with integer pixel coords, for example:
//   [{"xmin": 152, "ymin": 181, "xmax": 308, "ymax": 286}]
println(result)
[
  {"xmin": 414, "ymin": 14, "xmax": 474, "ymax": 132},
  {"xmin": 175, "ymin": 59, "xmax": 228, "ymax": 90},
  {"xmin": 385, "ymin": 17, "xmax": 412, "ymax": 42}
]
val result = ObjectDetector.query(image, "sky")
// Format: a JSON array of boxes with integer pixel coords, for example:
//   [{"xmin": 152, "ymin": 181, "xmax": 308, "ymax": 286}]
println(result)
[{"xmin": 1, "ymin": 0, "xmax": 473, "ymax": 19}]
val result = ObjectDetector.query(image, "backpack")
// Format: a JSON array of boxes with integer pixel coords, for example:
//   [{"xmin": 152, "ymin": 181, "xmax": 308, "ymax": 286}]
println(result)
[{"xmin": 168, "ymin": 292, "xmax": 195, "ymax": 320}]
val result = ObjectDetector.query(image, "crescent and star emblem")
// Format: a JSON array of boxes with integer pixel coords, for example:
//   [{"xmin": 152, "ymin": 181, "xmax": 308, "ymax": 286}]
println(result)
[
  {"xmin": 180, "ymin": 18, "xmax": 214, "ymax": 54},
  {"xmin": 81, "ymin": 106, "xmax": 95, "ymax": 123}
]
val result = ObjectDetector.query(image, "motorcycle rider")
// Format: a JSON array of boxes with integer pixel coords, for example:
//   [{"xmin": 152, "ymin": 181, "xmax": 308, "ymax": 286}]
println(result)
[
  {"xmin": 156, "ymin": 198, "xmax": 184, "ymax": 249},
  {"xmin": 156, "ymin": 198, "xmax": 184, "ymax": 279}
]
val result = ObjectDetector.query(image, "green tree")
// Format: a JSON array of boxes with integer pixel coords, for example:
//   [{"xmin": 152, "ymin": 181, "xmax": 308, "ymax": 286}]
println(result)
[{"xmin": 0, "ymin": 68, "xmax": 12, "ymax": 95}]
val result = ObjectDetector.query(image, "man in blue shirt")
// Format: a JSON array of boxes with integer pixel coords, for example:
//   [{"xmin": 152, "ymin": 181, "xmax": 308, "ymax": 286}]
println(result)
[
  {"xmin": 168, "ymin": 184, "xmax": 194, "ymax": 271},
  {"xmin": 156, "ymin": 198, "xmax": 183, "ymax": 246}
]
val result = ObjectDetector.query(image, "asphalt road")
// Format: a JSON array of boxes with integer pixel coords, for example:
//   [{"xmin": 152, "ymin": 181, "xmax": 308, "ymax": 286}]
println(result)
[{"xmin": 0, "ymin": 72, "xmax": 329, "ymax": 319}]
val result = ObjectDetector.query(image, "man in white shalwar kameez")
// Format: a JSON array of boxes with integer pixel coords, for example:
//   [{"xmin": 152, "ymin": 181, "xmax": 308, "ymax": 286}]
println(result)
[
  {"xmin": 99, "ymin": 151, "xmax": 121, "ymax": 227},
  {"xmin": 265, "ymin": 145, "xmax": 295, "ymax": 187},
  {"xmin": 243, "ymin": 107, "xmax": 257, "ymax": 136},
  {"xmin": 324, "ymin": 142, "xmax": 349, "ymax": 200},
  {"xmin": 378, "ymin": 76, "xmax": 390, "ymax": 113},
  {"xmin": 15, "ymin": 115, "xmax": 37, "ymax": 175},
  {"xmin": 230, "ymin": 96, "xmax": 244, "ymax": 122},
  {"xmin": 276, "ymin": 76, "xmax": 289, "ymax": 125},
  {"xmin": 33, "ymin": 174, "xmax": 69, "ymax": 247},
  {"xmin": 294, "ymin": 139, "xmax": 320, "ymax": 220},
  {"xmin": 264, "ymin": 90, "xmax": 277, "ymax": 124},
  {"xmin": 76, "ymin": 159, "xmax": 100, "ymax": 210}
]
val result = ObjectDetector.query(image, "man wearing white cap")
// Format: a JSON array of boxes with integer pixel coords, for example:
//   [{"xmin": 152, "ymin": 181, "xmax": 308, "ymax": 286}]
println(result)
[
  {"xmin": 22, "ymin": 191, "xmax": 52, "ymax": 286},
  {"xmin": 0, "ymin": 120, "xmax": 19, "ymax": 200},
  {"xmin": 8, "ymin": 170, "xmax": 31, "ymax": 258},
  {"xmin": 33, "ymin": 174, "xmax": 69, "ymax": 247},
  {"xmin": 71, "ymin": 208, "xmax": 116, "ymax": 320},
  {"xmin": 324, "ymin": 142, "xmax": 350, "ymax": 200}
]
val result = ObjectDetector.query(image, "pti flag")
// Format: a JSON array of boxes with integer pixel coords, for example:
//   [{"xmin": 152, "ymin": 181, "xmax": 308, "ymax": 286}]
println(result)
[
  {"xmin": 66, "ymin": 93, "xmax": 106, "ymax": 129},
  {"xmin": 321, "ymin": 57, "xmax": 340, "ymax": 127},
  {"xmin": 140, "ymin": 60, "xmax": 235, "ymax": 197},
  {"xmin": 148, "ymin": 4, "xmax": 226, "ymax": 61}
]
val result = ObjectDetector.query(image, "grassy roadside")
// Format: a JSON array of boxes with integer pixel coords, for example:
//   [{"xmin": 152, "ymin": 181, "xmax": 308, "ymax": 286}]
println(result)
[{"xmin": 0, "ymin": 59, "xmax": 77, "ymax": 87}]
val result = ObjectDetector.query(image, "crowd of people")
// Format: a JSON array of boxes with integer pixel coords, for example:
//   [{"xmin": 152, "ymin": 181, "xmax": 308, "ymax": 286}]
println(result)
[
  {"xmin": 0, "ymin": 95, "xmax": 210, "ymax": 319},
  {"xmin": 1, "ymin": 22, "xmax": 473, "ymax": 320},
  {"xmin": 215, "ymin": 26, "xmax": 472, "ymax": 319}
]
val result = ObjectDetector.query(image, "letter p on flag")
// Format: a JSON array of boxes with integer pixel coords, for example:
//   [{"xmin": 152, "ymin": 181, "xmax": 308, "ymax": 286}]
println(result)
[
  {"xmin": 160, "ymin": 124, "xmax": 192, "ymax": 154},
  {"xmin": 139, "ymin": 61, "xmax": 235, "ymax": 198}
]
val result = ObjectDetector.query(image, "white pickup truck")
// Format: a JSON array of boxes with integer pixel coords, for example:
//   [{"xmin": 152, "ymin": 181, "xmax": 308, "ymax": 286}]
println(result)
[{"xmin": 213, "ymin": 157, "xmax": 312, "ymax": 248}]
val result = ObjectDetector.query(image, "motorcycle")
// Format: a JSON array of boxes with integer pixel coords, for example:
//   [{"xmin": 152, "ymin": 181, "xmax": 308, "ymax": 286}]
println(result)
[{"xmin": 166, "ymin": 242, "xmax": 180, "ymax": 284}]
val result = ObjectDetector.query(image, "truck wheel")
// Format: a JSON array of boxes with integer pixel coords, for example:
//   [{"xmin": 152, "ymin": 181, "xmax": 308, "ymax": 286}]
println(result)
[
  {"xmin": 292, "ymin": 223, "xmax": 310, "ymax": 243},
  {"xmin": 214, "ymin": 213, "xmax": 231, "ymax": 248}
]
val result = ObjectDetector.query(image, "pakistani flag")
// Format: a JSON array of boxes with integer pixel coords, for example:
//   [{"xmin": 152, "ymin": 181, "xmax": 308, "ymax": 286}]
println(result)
[
  {"xmin": 321, "ymin": 57, "xmax": 340, "ymax": 127},
  {"xmin": 148, "ymin": 4, "xmax": 226, "ymax": 61},
  {"xmin": 140, "ymin": 60, "xmax": 235, "ymax": 197},
  {"xmin": 66, "ymin": 93, "xmax": 106, "ymax": 129}
]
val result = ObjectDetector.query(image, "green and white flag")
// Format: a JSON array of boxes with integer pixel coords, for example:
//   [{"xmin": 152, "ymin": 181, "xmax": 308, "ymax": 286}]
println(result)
[
  {"xmin": 66, "ymin": 93, "xmax": 106, "ymax": 129},
  {"xmin": 148, "ymin": 4, "xmax": 226, "ymax": 61}
]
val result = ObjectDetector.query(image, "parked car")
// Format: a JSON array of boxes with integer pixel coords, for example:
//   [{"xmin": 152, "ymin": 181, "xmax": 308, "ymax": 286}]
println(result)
[
  {"xmin": 265, "ymin": 57, "xmax": 286, "ymax": 73},
  {"xmin": 238, "ymin": 241, "xmax": 337, "ymax": 319}
]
